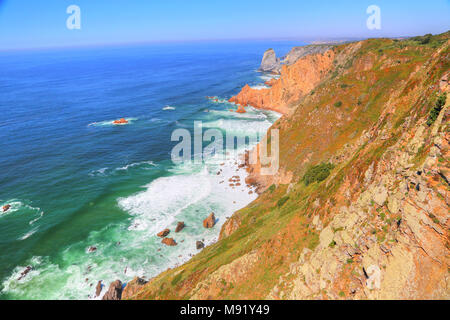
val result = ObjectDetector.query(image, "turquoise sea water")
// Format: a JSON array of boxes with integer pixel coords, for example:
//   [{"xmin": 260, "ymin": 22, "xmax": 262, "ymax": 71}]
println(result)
[{"xmin": 0, "ymin": 41, "xmax": 301, "ymax": 299}]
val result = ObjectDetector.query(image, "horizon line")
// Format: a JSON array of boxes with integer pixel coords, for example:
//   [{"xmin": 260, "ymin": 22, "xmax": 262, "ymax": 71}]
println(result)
[{"xmin": 0, "ymin": 33, "xmax": 431, "ymax": 53}]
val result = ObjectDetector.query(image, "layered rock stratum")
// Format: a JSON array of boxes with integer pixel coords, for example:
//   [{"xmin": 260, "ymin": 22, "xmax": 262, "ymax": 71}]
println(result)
[{"xmin": 128, "ymin": 32, "xmax": 449, "ymax": 300}]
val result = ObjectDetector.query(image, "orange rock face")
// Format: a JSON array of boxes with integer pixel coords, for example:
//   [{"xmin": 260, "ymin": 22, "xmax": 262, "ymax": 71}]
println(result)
[
  {"xmin": 113, "ymin": 118, "xmax": 129, "ymax": 124},
  {"xmin": 229, "ymin": 50, "xmax": 335, "ymax": 114},
  {"xmin": 203, "ymin": 212, "xmax": 216, "ymax": 228},
  {"xmin": 161, "ymin": 237, "xmax": 177, "ymax": 246},
  {"xmin": 236, "ymin": 105, "xmax": 247, "ymax": 113}
]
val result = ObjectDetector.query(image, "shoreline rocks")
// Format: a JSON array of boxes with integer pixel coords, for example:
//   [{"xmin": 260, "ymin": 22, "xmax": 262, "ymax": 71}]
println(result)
[
  {"xmin": 2, "ymin": 204, "xmax": 11, "ymax": 212},
  {"xmin": 203, "ymin": 213, "xmax": 216, "ymax": 228},
  {"xmin": 162, "ymin": 238, "xmax": 177, "ymax": 246},
  {"xmin": 157, "ymin": 229, "xmax": 170, "ymax": 238},
  {"xmin": 196, "ymin": 241, "xmax": 205, "ymax": 250},
  {"xmin": 95, "ymin": 281, "xmax": 103, "ymax": 297},
  {"xmin": 175, "ymin": 222, "xmax": 185, "ymax": 233},
  {"xmin": 102, "ymin": 280, "xmax": 122, "ymax": 300},
  {"xmin": 122, "ymin": 277, "xmax": 148, "ymax": 300}
]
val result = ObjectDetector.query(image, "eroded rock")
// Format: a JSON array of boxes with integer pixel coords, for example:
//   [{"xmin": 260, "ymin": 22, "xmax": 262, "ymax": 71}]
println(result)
[
  {"xmin": 175, "ymin": 222, "xmax": 185, "ymax": 233},
  {"xmin": 157, "ymin": 229, "xmax": 170, "ymax": 238},
  {"xmin": 102, "ymin": 280, "xmax": 122, "ymax": 300},
  {"xmin": 203, "ymin": 213, "xmax": 216, "ymax": 228},
  {"xmin": 162, "ymin": 238, "xmax": 177, "ymax": 246}
]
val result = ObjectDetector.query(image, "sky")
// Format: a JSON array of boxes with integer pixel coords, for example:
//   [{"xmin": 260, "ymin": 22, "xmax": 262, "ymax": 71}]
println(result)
[{"xmin": 0, "ymin": 0, "xmax": 449, "ymax": 50}]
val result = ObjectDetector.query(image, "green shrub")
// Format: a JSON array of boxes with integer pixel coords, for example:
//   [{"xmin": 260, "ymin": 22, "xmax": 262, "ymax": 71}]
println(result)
[
  {"xmin": 277, "ymin": 196, "xmax": 290, "ymax": 208},
  {"xmin": 334, "ymin": 101, "xmax": 343, "ymax": 108},
  {"xmin": 302, "ymin": 163, "xmax": 335, "ymax": 186},
  {"xmin": 268, "ymin": 184, "xmax": 276, "ymax": 193},
  {"xmin": 427, "ymin": 93, "xmax": 447, "ymax": 126}
]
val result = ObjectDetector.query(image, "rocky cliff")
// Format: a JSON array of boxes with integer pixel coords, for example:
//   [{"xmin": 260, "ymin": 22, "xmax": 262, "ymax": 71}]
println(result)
[
  {"xmin": 258, "ymin": 45, "xmax": 333, "ymax": 75},
  {"xmin": 130, "ymin": 32, "xmax": 449, "ymax": 300},
  {"xmin": 230, "ymin": 48, "xmax": 336, "ymax": 114}
]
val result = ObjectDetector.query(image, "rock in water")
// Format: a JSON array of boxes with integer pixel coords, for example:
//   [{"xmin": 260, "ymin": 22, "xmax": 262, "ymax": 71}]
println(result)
[
  {"xmin": 122, "ymin": 277, "xmax": 148, "ymax": 300},
  {"xmin": 258, "ymin": 48, "xmax": 280, "ymax": 74},
  {"xmin": 2, "ymin": 204, "xmax": 11, "ymax": 212},
  {"xmin": 203, "ymin": 212, "xmax": 216, "ymax": 228},
  {"xmin": 87, "ymin": 246, "xmax": 97, "ymax": 253},
  {"xmin": 196, "ymin": 241, "xmax": 205, "ymax": 250},
  {"xmin": 175, "ymin": 222, "xmax": 185, "ymax": 233},
  {"xmin": 102, "ymin": 280, "xmax": 122, "ymax": 300},
  {"xmin": 95, "ymin": 281, "xmax": 103, "ymax": 297},
  {"xmin": 162, "ymin": 238, "xmax": 177, "ymax": 246},
  {"xmin": 17, "ymin": 266, "xmax": 32, "ymax": 281},
  {"xmin": 157, "ymin": 229, "xmax": 170, "ymax": 238},
  {"xmin": 113, "ymin": 118, "xmax": 128, "ymax": 125}
]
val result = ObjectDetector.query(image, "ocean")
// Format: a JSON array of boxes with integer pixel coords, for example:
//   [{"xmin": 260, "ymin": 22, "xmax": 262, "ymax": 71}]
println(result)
[{"xmin": 0, "ymin": 40, "xmax": 301, "ymax": 299}]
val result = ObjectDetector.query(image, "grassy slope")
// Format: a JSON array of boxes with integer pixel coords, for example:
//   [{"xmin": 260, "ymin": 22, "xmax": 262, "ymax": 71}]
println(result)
[{"xmin": 133, "ymin": 32, "xmax": 449, "ymax": 300}]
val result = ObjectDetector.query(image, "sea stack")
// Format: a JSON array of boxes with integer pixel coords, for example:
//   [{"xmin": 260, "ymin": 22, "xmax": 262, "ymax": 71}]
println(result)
[{"xmin": 258, "ymin": 48, "xmax": 281, "ymax": 74}]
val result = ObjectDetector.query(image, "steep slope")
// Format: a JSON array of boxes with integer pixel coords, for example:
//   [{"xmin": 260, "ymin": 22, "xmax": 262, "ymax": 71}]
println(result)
[{"xmin": 132, "ymin": 33, "xmax": 450, "ymax": 300}]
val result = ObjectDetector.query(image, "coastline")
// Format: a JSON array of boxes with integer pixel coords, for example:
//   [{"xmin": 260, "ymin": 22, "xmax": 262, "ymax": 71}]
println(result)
[{"xmin": 111, "ymin": 46, "xmax": 332, "ymax": 299}]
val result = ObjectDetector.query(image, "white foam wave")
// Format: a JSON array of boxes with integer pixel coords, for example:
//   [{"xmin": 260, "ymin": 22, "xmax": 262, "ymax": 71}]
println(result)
[
  {"xmin": 258, "ymin": 74, "xmax": 280, "ymax": 82},
  {"xmin": 118, "ymin": 171, "xmax": 211, "ymax": 233},
  {"xmin": 19, "ymin": 228, "xmax": 38, "ymax": 240},
  {"xmin": 89, "ymin": 161, "xmax": 156, "ymax": 177},
  {"xmin": 201, "ymin": 118, "xmax": 273, "ymax": 135},
  {"xmin": 250, "ymin": 84, "xmax": 270, "ymax": 90},
  {"xmin": 116, "ymin": 161, "xmax": 156, "ymax": 171},
  {"xmin": 162, "ymin": 106, "xmax": 176, "ymax": 111}
]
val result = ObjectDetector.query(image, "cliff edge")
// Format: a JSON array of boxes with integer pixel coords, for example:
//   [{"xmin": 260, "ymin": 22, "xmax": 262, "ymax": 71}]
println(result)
[{"xmin": 130, "ymin": 32, "xmax": 449, "ymax": 300}]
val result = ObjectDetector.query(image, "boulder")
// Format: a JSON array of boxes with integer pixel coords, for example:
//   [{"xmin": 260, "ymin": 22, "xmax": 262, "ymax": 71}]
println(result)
[
  {"xmin": 157, "ymin": 229, "xmax": 170, "ymax": 238},
  {"xmin": 175, "ymin": 222, "xmax": 185, "ymax": 233},
  {"xmin": 203, "ymin": 212, "xmax": 216, "ymax": 228},
  {"xmin": 196, "ymin": 241, "xmax": 205, "ymax": 250},
  {"xmin": 122, "ymin": 277, "xmax": 148, "ymax": 300},
  {"xmin": 102, "ymin": 280, "xmax": 123, "ymax": 300},
  {"xmin": 162, "ymin": 238, "xmax": 177, "ymax": 246},
  {"xmin": 2, "ymin": 204, "xmax": 11, "ymax": 212}
]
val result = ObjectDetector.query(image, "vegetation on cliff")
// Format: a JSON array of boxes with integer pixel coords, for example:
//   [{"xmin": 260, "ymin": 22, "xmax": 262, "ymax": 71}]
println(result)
[{"xmin": 131, "ymin": 32, "xmax": 449, "ymax": 300}]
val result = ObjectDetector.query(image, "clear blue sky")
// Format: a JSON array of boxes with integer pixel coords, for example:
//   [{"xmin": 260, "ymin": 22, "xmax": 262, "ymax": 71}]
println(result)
[{"xmin": 0, "ymin": 0, "xmax": 449, "ymax": 50}]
